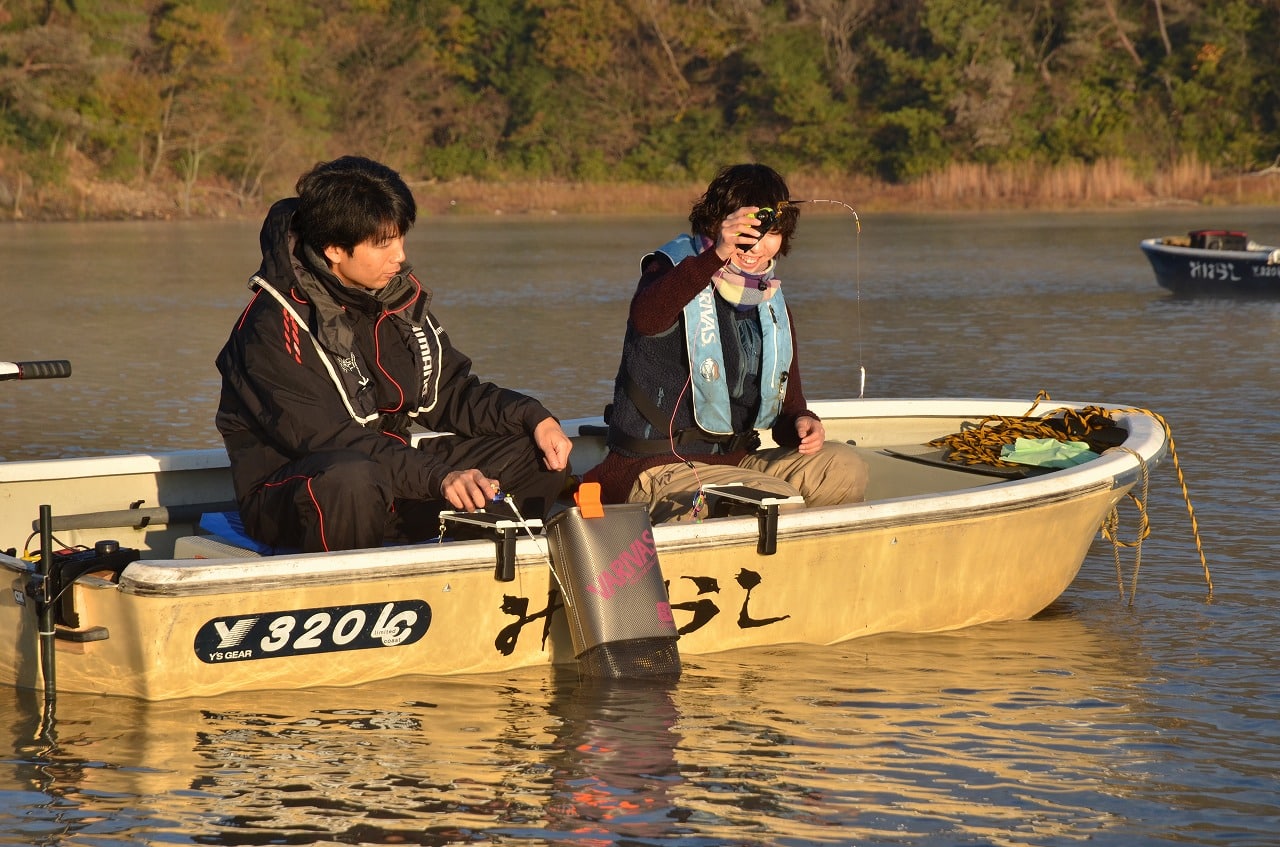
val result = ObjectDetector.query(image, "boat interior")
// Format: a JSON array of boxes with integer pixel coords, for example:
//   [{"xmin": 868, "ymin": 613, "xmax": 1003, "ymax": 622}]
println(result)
[
  {"xmin": 3, "ymin": 429, "xmax": 1037, "ymax": 570},
  {"xmin": 1157, "ymin": 230, "xmax": 1279, "ymax": 255}
]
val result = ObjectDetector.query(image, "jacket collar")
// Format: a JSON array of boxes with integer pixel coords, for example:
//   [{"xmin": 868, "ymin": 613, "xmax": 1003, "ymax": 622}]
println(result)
[{"xmin": 254, "ymin": 198, "xmax": 427, "ymax": 355}]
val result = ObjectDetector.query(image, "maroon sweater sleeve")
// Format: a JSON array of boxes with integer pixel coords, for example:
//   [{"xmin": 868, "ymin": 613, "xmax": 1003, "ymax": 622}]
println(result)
[{"xmin": 630, "ymin": 249, "xmax": 726, "ymax": 336}]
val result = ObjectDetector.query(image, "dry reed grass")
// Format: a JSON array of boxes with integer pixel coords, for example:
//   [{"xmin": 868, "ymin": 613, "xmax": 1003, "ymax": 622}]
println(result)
[
  {"xmin": 8, "ymin": 153, "xmax": 1279, "ymax": 222},
  {"xmin": 409, "ymin": 156, "xmax": 1280, "ymax": 218},
  {"xmin": 896, "ymin": 156, "xmax": 1279, "ymax": 210}
]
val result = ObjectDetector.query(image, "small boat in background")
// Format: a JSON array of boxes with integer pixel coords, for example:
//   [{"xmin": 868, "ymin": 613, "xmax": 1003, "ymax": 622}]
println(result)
[{"xmin": 1140, "ymin": 229, "xmax": 1280, "ymax": 296}]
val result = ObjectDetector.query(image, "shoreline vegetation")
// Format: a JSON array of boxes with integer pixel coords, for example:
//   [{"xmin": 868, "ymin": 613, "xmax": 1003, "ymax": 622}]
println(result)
[
  {"xmin": 6, "ymin": 2, "xmax": 1277, "ymax": 227},
  {"xmin": 6, "ymin": 156, "xmax": 1280, "ymax": 223}
]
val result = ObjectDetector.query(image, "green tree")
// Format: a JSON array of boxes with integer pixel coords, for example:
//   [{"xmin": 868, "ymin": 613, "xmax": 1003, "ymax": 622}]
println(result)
[
  {"xmin": 140, "ymin": 0, "xmax": 236, "ymax": 197},
  {"xmin": 2, "ymin": 0, "xmax": 1278, "ymax": 217},
  {"xmin": 741, "ymin": 13, "xmax": 866, "ymax": 171},
  {"xmin": 1163, "ymin": 0, "xmax": 1266, "ymax": 169}
]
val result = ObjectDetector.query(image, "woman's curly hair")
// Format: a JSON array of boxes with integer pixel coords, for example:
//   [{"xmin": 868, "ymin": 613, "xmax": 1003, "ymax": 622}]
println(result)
[{"xmin": 688, "ymin": 163, "xmax": 799, "ymax": 256}]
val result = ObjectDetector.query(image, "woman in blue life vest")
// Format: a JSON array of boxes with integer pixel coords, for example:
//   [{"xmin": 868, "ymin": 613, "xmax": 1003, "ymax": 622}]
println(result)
[{"xmin": 583, "ymin": 163, "xmax": 867, "ymax": 522}]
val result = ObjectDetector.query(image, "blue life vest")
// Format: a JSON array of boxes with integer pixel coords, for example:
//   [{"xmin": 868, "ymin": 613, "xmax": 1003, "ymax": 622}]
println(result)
[{"xmin": 653, "ymin": 236, "xmax": 794, "ymax": 433}]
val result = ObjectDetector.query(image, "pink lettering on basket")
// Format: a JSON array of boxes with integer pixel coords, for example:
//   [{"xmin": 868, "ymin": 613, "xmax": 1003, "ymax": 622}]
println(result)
[{"xmin": 585, "ymin": 529, "xmax": 657, "ymax": 600}]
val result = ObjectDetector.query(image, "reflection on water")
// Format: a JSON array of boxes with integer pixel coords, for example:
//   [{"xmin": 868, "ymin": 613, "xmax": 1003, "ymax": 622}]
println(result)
[
  {"xmin": 7, "ymin": 609, "xmax": 1275, "ymax": 846},
  {"xmin": 3, "ymin": 209, "xmax": 1280, "ymax": 844},
  {"xmin": 0, "ymin": 616, "xmax": 1166, "ymax": 846}
]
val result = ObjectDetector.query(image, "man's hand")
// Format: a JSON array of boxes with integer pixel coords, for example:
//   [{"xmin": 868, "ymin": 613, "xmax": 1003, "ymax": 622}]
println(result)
[
  {"xmin": 440, "ymin": 468, "xmax": 501, "ymax": 512},
  {"xmin": 795, "ymin": 415, "xmax": 826, "ymax": 455},
  {"xmin": 439, "ymin": 419, "xmax": 571, "ymax": 511},
  {"xmin": 534, "ymin": 416, "xmax": 572, "ymax": 471}
]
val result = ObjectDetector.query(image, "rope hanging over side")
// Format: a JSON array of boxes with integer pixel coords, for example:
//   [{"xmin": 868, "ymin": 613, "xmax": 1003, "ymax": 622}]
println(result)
[
  {"xmin": 1099, "ymin": 446, "xmax": 1150, "ymax": 606},
  {"xmin": 1110, "ymin": 405, "xmax": 1212, "ymax": 597},
  {"xmin": 927, "ymin": 391, "xmax": 1212, "ymax": 600}
]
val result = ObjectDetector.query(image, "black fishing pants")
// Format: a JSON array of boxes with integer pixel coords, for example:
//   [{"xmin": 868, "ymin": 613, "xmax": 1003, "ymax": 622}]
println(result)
[{"xmin": 240, "ymin": 433, "xmax": 569, "ymax": 553}]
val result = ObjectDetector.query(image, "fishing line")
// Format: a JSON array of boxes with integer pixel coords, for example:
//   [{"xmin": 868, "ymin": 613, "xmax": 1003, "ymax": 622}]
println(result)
[
  {"xmin": 433, "ymin": 481, "xmax": 564, "ymax": 593},
  {"xmin": 491, "ymin": 488, "xmax": 567, "ymax": 594},
  {"xmin": 784, "ymin": 199, "xmax": 865, "ymax": 397},
  {"xmin": 664, "ymin": 377, "xmax": 711, "ymax": 520}
]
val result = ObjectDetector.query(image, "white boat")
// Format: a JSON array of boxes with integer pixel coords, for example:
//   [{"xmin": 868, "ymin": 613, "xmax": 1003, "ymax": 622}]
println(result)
[{"xmin": 0, "ymin": 386, "xmax": 1167, "ymax": 701}]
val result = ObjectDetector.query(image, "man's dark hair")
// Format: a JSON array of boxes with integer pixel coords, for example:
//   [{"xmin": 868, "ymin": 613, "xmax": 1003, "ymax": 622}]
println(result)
[
  {"xmin": 689, "ymin": 163, "xmax": 799, "ymax": 255},
  {"xmin": 293, "ymin": 156, "xmax": 416, "ymax": 255}
]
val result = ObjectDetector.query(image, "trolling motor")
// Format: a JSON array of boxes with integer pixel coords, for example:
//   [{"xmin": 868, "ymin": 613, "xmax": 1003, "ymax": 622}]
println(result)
[
  {"xmin": 6, "ymin": 361, "xmax": 141, "ymax": 700},
  {"xmin": 4, "ymin": 361, "xmax": 72, "ymax": 700},
  {"xmin": 27, "ymin": 506, "xmax": 141, "ymax": 699}
]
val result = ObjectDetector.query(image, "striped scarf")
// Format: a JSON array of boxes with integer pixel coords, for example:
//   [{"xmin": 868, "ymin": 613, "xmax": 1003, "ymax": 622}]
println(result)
[{"xmin": 711, "ymin": 259, "xmax": 780, "ymax": 309}]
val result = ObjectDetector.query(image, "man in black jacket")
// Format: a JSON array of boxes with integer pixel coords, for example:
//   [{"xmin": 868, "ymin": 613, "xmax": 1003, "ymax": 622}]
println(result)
[{"xmin": 215, "ymin": 156, "xmax": 572, "ymax": 553}]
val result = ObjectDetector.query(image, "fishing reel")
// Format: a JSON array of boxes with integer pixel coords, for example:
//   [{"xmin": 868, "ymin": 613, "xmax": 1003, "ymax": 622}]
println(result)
[
  {"xmin": 737, "ymin": 207, "xmax": 778, "ymax": 250},
  {"xmin": 753, "ymin": 206, "xmax": 778, "ymax": 236}
]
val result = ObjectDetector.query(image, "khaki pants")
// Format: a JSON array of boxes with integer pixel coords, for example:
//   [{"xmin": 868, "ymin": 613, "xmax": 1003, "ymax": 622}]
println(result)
[{"xmin": 628, "ymin": 441, "xmax": 869, "ymax": 523}]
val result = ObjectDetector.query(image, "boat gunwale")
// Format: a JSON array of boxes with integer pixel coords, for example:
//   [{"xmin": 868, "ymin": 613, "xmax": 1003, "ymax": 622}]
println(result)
[
  {"xmin": 1140, "ymin": 237, "xmax": 1280, "ymax": 263},
  {"xmin": 0, "ymin": 397, "xmax": 1159, "ymax": 481},
  {"xmin": 0, "ymin": 398, "xmax": 1167, "ymax": 598},
  {"xmin": 0, "ymin": 470, "xmax": 1121, "ymax": 598}
]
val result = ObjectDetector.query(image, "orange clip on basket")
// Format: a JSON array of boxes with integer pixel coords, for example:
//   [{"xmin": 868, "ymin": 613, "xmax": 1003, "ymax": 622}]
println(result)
[{"xmin": 574, "ymin": 481, "xmax": 605, "ymax": 519}]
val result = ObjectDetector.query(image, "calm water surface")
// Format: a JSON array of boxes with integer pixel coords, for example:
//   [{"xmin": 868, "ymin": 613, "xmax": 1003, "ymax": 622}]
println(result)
[{"xmin": 2, "ymin": 208, "xmax": 1279, "ymax": 845}]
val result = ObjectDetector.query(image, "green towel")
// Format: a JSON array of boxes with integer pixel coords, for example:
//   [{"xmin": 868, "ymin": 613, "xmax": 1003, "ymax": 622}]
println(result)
[{"xmin": 999, "ymin": 437, "xmax": 1098, "ymax": 469}]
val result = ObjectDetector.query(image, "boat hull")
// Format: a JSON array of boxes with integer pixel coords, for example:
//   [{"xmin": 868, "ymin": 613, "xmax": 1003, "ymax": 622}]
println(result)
[
  {"xmin": 1140, "ymin": 237, "xmax": 1280, "ymax": 296},
  {"xmin": 0, "ymin": 398, "xmax": 1166, "ymax": 700}
]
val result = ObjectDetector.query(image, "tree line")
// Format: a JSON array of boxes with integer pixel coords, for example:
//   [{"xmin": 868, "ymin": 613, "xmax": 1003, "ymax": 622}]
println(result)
[{"xmin": 1, "ymin": 0, "xmax": 1277, "ymax": 218}]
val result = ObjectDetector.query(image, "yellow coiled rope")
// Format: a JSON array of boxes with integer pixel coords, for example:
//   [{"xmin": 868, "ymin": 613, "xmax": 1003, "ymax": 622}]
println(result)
[{"xmin": 928, "ymin": 391, "xmax": 1212, "ymax": 601}]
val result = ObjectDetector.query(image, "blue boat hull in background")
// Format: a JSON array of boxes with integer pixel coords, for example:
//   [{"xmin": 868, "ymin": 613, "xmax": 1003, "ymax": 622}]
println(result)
[{"xmin": 1141, "ymin": 229, "xmax": 1280, "ymax": 296}]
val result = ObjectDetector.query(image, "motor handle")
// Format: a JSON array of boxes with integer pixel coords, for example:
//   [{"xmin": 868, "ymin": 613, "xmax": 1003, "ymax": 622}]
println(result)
[{"xmin": 0, "ymin": 360, "xmax": 72, "ymax": 381}]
